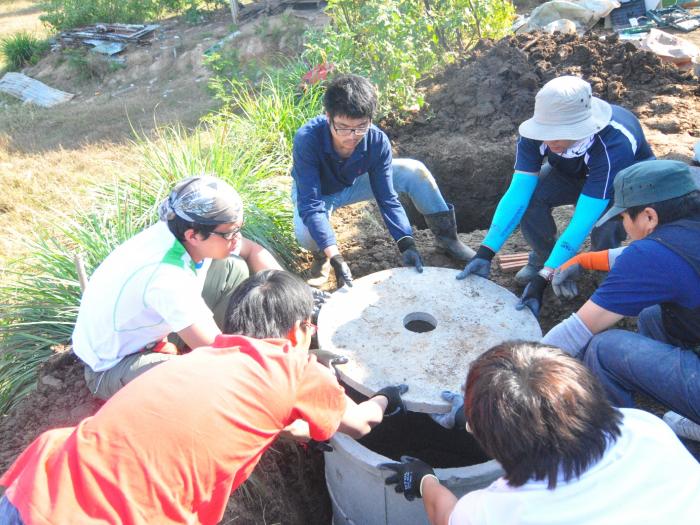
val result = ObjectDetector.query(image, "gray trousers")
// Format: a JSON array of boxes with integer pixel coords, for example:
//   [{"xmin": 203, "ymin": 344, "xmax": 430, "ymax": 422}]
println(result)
[{"xmin": 84, "ymin": 255, "xmax": 249, "ymax": 399}]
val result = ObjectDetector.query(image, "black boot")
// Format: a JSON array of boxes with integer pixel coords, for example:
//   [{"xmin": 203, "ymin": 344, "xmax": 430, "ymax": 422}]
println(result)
[{"xmin": 424, "ymin": 204, "xmax": 476, "ymax": 262}]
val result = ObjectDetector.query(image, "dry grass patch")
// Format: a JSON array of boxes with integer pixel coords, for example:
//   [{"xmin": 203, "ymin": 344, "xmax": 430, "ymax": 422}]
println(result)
[{"xmin": 0, "ymin": 140, "xmax": 143, "ymax": 267}]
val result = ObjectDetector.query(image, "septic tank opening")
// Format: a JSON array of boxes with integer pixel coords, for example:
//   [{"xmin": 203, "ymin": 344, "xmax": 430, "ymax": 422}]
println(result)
[
  {"xmin": 403, "ymin": 312, "xmax": 437, "ymax": 333},
  {"xmin": 346, "ymin": 385, "xmax": 490, "ymax": 468}
]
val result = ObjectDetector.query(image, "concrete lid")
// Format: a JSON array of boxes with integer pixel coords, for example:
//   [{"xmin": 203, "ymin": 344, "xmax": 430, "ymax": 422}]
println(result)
[{"xmin": 317, "ymin": 267, "xmax": 542, "ymax": 414}]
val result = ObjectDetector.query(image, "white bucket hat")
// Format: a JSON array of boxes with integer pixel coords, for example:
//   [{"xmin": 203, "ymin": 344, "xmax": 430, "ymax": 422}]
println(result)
[{"xmin": 518, "ymin": 76, "xmax": 612, "ymax": 141}]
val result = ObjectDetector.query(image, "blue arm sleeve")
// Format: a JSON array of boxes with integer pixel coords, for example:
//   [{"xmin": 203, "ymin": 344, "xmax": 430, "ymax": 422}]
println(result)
[
  {"xmin": 543, "ymin": 193, "xmax": 609, "ymax": 269},
  {"xmin": 482, "ymin": 172, "xmax": 539, "ymax": 253}
]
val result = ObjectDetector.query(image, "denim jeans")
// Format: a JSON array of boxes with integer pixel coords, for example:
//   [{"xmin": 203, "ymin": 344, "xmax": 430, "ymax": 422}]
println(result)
[
  {"xmin": 520, "ymin": 164, "xmax": 627, "ymax": 267},
  {"xmin": 583, "ymin": 305, "xmax": 700, "ymax": 424},
  {"xmin": 0, "ymin": 496, "xmax": 24, "ymax": 525},
  {"xmin": 292, "ymin": 158, "xmax": 449, "ymax": 251}
]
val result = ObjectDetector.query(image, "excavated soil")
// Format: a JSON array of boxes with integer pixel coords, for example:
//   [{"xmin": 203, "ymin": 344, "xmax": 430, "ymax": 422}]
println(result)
[
  {"xmin": 387, "ymin": 32, "xmax": 700, "ymax": 231},
  {"xmin": 1, "ymin": 30, "xmax": 699, "ymax": 524}
]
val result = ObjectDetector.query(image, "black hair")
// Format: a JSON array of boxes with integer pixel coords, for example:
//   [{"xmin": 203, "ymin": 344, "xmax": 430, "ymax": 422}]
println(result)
[
  {"xmin": 323, "ymin": 74, "xmax": 377, "ymax": 121},
  {"xmin": 464, "ymin": 341, "xmax": 622, "ymax": 490},
  {"xmin": 167, "ymin": 216, "xmax": 217, "ymax": 243},
  {"xmin": 223, "ymin": 270, "xmax": 314, "ymax": 339},
  {"xmin": 626, "ymin": 190, "xmax": 700, "ymax": 225}
]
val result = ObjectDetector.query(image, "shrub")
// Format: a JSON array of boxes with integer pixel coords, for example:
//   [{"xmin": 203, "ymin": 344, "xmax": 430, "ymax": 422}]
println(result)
[
  {"xmin": 0, "ymin": 32, "xmax": 50, "ymax": 71},
  {"xmin": 39, "ymin": 0, "xmax": 229, "ymax": 31},
  {"xmin": 303, "ymin": 0, "xmax": 515, "ymax": 115}
]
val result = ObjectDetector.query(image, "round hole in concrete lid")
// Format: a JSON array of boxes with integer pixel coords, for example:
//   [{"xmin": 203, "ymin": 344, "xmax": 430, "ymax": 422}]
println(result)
[
  {"xmin": 317, "ymin": 267, "xmax": 542, "ymax": 414},
  {"xmin": 403, "ymin": 312, "xmax": 437, "ymax": 333}
]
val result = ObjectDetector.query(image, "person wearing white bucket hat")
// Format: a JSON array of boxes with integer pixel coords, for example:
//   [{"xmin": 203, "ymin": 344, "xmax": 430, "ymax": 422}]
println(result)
[
  {"xmin": 457, "ymin": 75, "xmax": 654, "ymax": 317},
  {"xmin": 71, "ymin": 175, "xmax": 286, "ymax": 399}
]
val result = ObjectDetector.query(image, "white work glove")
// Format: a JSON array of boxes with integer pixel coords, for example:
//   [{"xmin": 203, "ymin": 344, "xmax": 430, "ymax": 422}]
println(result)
[{"xmin": 430, "ymin": 391, "xmax": 464, "ymax": 429}]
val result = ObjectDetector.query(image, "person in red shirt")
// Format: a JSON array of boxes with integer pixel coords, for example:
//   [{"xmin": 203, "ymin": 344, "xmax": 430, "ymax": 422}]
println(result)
[{"xmin": 0, "ymin": 270, "xmax": 406, "ymax": 525}]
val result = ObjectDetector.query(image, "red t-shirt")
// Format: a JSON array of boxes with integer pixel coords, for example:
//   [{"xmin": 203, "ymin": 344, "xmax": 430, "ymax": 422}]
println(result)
[{"xmin": 0, "ymin": 335, "xmax": 346, "ymax": 525}]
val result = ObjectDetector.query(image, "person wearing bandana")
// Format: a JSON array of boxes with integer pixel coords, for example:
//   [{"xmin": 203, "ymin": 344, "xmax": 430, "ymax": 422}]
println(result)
[
  {"xmin": 71, "ymin": 175, "xmax": 284, "ymax": 399},
  {"xmin": 457, "ymin": 76, "xmax": 654, "ymax": 317}
]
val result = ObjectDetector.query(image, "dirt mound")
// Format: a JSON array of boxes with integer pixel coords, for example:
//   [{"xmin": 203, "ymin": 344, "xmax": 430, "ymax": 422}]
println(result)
[{"xmin": 388, "ymin": 32, "xmax": 699, "ymax": 231}]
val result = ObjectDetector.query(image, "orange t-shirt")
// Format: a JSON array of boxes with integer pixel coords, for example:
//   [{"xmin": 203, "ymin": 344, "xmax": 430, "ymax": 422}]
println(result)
[{"xmin": 0, "ymin": 335, "xmax": 346, "ymax": 525}]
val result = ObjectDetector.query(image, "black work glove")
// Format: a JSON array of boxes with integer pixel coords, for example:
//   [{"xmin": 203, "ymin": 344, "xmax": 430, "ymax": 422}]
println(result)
[
  {"xmin": 397, "ymin": 237, "xmax": 423, "ymax": 273},
  {"xmin": 379, "ymin": 456, "xmax": 437, "ymax": 501},
  {"xmin": 374, "ymin": 384, "xmax": 409, "ymax": 417},
  {"xmin": 309, "ymin": 287, "xmax": 331, "ymax": 321},
  {"xmin": 329, "ymin": 254, "xmax": 353, "ymax": 288},
  {"xmin": 516, "ymin": 273, "xmax": 548, "ymax": 318},
  {"xmin": 456, "ymin": 245, "xmax": 494, "ymax": 279}
]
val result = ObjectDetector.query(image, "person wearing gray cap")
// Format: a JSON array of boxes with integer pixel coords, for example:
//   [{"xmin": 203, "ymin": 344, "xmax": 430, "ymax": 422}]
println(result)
[
  {"xmin": 71, "ymin": 175, "xmax": 284, "ymax": 399},
  {"xmin": 543, "ymin": 160, "xmax": 700, "ymax": 443},
  {"xmin": 457, "ymin": 75, "xmax": 654, "ymax": 317}
]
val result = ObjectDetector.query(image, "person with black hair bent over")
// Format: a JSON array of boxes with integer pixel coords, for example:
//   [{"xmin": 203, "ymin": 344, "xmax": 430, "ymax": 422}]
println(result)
[
  {"xmin": 0, "ymin": 270, "xmax": 407, "ymax": 524},
  {"xmin": 382, "ymin": 341, "xmax": 700, "ymax": 525},
  {"xmin": 292, "ymin": 74, "xmax": 474, "ymax": 288}
]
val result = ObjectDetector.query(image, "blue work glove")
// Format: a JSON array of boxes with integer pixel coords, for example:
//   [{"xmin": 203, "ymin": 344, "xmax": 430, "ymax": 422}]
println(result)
[
  {"xmin": 551, "ymin": 264, "xmax": 582, "ymax": 299},
  {"xmin": 516, "ymin": 274, "xmax": 549, "ymax": 318},
  {"xmin": 397, "ymin": 237, "xmax": 424, "ymax": 273},
  {"xmin": 379, "ymin": 456, "xmax": 438, "ymax": 501},
  {"xmin": 456, "ymin": 245, "xmax": 494, "ymax": 279},
  {"xmin": 330, "ymin": 254, "xmax": 353, "ymax": 288},
  {"xmin": 374, "ymin": 384, "xmax": 409, "ymax": 417},
  {"xmin": 430, "ymin": 391, "xmax": 464, "ymax": 429}
]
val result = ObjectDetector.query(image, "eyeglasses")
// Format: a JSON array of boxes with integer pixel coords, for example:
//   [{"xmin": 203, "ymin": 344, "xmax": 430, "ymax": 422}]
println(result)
[
  {"xmin": 210, "ymin": 223, "xmax": 244, "ymax": 241},
  {"xmin": 331, "ymin": 119, "xmax": 370, "ymax": 137},
  {"xmin": 302, "ymin": 320, "xmax": 317, "ymax": 335}
]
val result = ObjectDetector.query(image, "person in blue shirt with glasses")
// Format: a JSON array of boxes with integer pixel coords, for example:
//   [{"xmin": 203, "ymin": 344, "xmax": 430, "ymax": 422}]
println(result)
[
  {"xmin": 292, "ymin": 74, "xmax": 475, "ymax": 288},
  {"xmin": 458, "ymin": 76, "xmax": 654, "ymax": 317}
]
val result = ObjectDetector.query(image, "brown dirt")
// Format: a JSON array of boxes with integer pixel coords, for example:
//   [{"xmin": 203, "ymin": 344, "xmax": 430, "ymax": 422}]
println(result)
[{"xmin": 386, "ymin": 32, "xmax": 700, "ymax": 231}]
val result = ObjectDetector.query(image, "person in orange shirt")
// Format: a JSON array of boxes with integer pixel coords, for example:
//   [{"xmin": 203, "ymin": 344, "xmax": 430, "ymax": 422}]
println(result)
[{"xmin": 0, "ymin": 270, "xmax": 406, "ymax": 525}]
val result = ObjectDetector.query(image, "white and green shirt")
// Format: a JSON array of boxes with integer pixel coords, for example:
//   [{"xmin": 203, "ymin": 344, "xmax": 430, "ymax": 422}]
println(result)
[{"xmin": 72, "ymin": 221, "xmax": 213, "ymax": 372}]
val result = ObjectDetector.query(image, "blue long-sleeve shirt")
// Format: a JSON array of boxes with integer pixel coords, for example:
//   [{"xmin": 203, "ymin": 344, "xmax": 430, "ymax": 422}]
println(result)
[{"xmin": 291, "ymin": 115, "xmax": 412, "ymax": 250}]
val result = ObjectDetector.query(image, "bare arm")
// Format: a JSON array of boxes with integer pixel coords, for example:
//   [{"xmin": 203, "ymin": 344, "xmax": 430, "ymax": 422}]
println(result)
[
  {"xmin": 238, "ymin": 237, "xmax": 283, "ymax": 273},
  {"xmin": 577, "ymin": 299, "xmax": 624, "ymax": 334},
  {"xmin": 422, "ymin": 477, "xmax": 458, "ymax": 525},
  {"xmin": 337, "ymin": 395, "xmax": 388, "ymax": 439},
  {"xmin": 177, "ymin": 318, "xmax": 221, "ymax": 350}
]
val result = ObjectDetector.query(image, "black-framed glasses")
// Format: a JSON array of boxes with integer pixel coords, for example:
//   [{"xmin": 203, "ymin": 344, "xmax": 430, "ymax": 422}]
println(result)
[
  {"xmin": 331, "ymin": 119, "xmax": 370, "ymax": 137},
  {"xmin": 210, "ymin": 223, "xmax": 244, "ymax": 240}
]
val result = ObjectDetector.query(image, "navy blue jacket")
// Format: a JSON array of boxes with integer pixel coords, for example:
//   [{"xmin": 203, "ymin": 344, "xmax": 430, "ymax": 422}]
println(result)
[{"xmin": 291, "ymin": 115, "xmax": 411, "ymax": 250}]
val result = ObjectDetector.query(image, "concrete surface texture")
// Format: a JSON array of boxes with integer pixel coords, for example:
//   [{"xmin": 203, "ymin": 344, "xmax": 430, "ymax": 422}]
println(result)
[{"xmin": 317, "ymin": 267, "xmax": 543, "ymax": 413}]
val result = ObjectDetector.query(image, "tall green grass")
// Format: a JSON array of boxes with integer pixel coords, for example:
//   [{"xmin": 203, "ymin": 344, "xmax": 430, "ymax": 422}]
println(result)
[
  {"xmin": 0, "ymin": 32, "xmax": 49, "ymax": 71},
  {"xmin": 0, "ymin": 73, "xmax": 322, "ymax": 413}
]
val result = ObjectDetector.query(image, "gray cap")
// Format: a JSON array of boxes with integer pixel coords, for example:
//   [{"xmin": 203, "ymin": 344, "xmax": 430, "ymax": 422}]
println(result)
[
  {"xmin": 596, "ymin": 160, "xmax": 700, "ymax": 227},
  {"xmin": 158, "ymin": 175, "xmax": 243, "ymax": 225}
]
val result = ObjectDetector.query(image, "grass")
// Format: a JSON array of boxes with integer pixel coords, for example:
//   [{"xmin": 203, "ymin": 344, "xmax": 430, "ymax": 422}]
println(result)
[
  {"xmin": 0, "ymin": 1, "xmax": 48, "ymax": 71},
  {"xmin": 0, "ymin": 31, "xmax": 49, "ymax": 70},
  {"xmin": 0, "ymin": 70, "xmax": 322, "ymax": 412}
]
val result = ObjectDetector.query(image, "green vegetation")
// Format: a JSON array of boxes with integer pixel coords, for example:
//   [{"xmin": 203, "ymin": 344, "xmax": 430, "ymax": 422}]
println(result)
[
  {"xmin": 63, "ymin": 48, "xmax": 124, "ymax": 81},
  {"xmin": 0, "ymin": 31, "xmax": 49, "ymax": 71},
  {"xmin": 40, "ymin": 0, "xmax": 228, "ymax": 30},
  {"xmin": 304, "ymin": 0, "xmax": 515, "ymax": 114},
  {"xmin": 1, "ymin": 0, "xmax": 515, "ymax": 412}
]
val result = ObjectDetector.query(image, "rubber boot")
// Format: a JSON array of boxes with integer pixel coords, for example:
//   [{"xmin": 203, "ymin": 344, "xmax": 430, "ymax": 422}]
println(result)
[
  {"xmin": 424, "ymin": 204, "xmax": 476, "ymax": 262},
  {"xmin": 306, "ymin": 251, "xmax": 331, "ymax": 288},
  {"xmin": 514, "ymin": 263, "xmax": 542, "ymax": 285}
]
